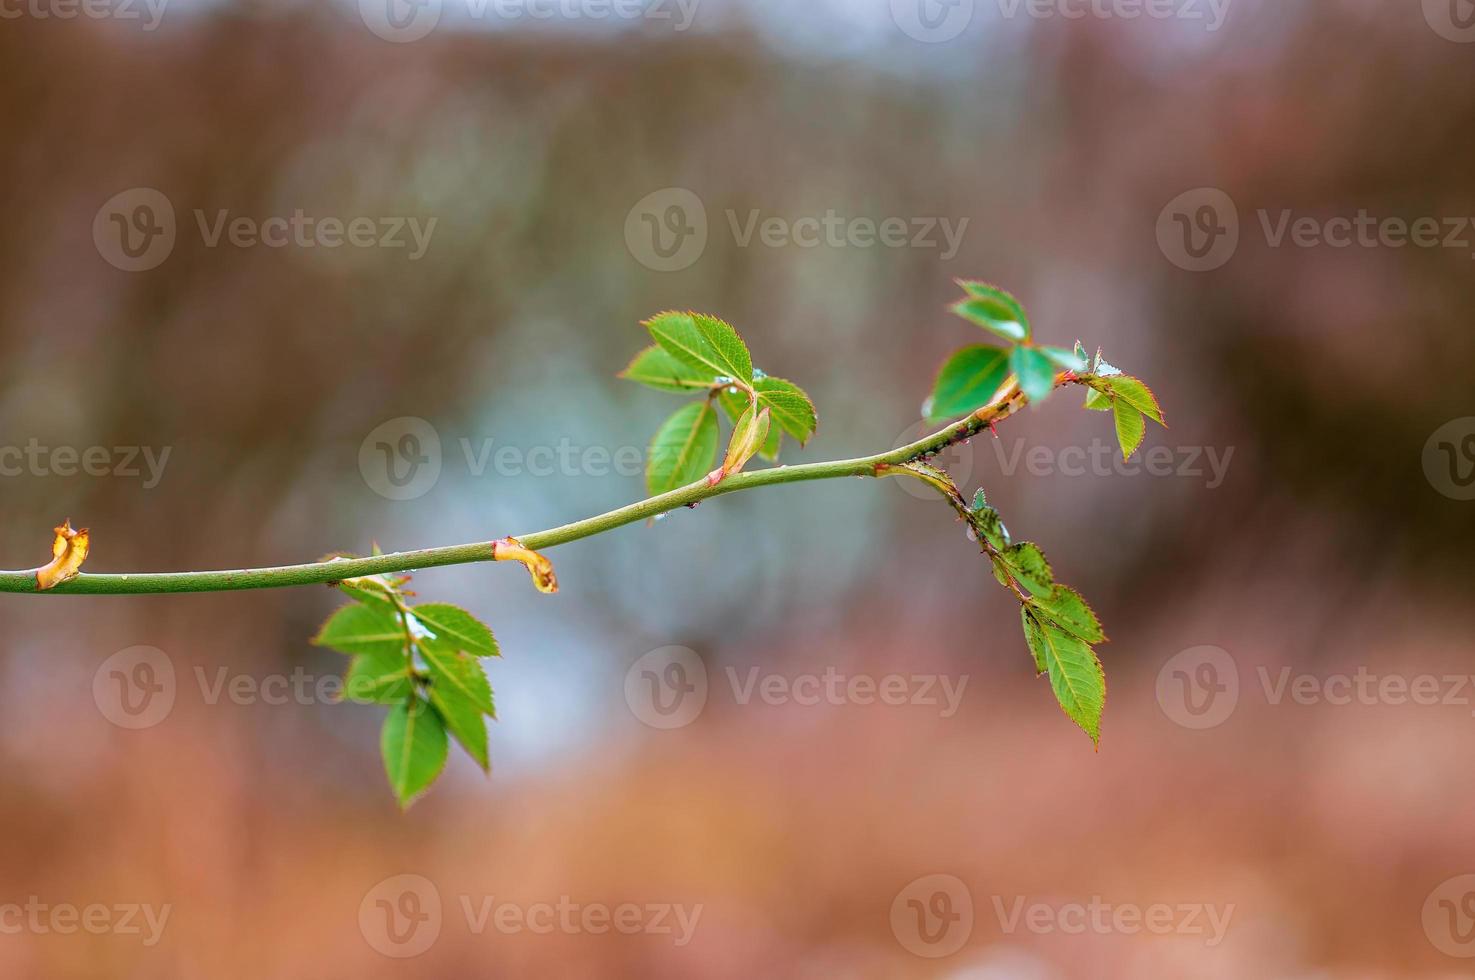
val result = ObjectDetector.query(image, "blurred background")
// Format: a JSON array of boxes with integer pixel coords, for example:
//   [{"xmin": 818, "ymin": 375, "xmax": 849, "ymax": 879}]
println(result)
[{"xmin": 3, "ymin": 0, "xmax": 1475, "ymax": 975}]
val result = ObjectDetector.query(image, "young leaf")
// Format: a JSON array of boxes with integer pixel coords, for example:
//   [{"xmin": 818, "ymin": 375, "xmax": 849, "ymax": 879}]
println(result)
[
  {"xmin": 719, "ymin": 379, "xmax": 815, "ymax": 458},
  {"xmin": 1083, "ymin": 387, "xmax": 1113, "ymax": 411},
  {"xmin": 953, "ymin": 281, "xmax": 1030, "ymax": 342},
  {"xmin": 927, "ymin": 345, "xmax": 1011, "ymax": 422},
  {"xmin": 1041, "ymin": 346, "xmax": 1088, "ymax": 373},
  {"xmin": 411, "ymin": 603, "xmax": 498, "ymax": 657},
  {"xmin": 1103, "ymin": 376, "xmax": 1165, "ymax": 426},
  {"xmin": 381, "ymin": 696, "xmax": 449, "ymax": 808},
  {"xmin": 1113, "ymin": 400, "xmax": 1146, "ymax": 461},
  {"xmin": 1010, "ymin": 346, "xmax": 1058, "ymax": 403},
  {"xmin": 619, "ymin": 346, "xmax": 712, "ymax": 393},
  {"xmin": 721, "ymin": 405, "xmax": 771, "ymax": 478},
  {"xmin": 753, "ymin": 377, "xmax": 817, "ymax": 445},
  {"xmin": 1028, "ymin": 585, "xmax": 1106, "ymax": 644},
  {"xmin": 996, "ymin": 542, "xmax": 1054, "ymax": 596},
  {"xmin": 343, "ymin": 648, "xmax": 414, "ymax": 704},
  {"xmin": 1073, "ymin": 340, "xmax": 1089, "ymax": 365},
  {"xmin": 644, "ymin": 312, "xmax": 752, "ymax": 385},
  {"xmin": 1023, "ymin": 610, "xmax": 1106, "ymax": 746},
  {"xmin": 314, "ymin": 601, "xmax": 406, "ymax": 658},
  {"xmin": 647, "ymin": 401, "xmax": 720, "ymax": 495}
]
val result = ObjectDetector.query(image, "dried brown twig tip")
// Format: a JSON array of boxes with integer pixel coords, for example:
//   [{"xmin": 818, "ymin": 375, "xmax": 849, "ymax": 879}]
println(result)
[
  {"xmin": 492, "ymin": 537, "xmax": 559, "ymax": 594},
  {"xmin": 35, "ymin": 520, "xmax": 90, "ymax": 591}
]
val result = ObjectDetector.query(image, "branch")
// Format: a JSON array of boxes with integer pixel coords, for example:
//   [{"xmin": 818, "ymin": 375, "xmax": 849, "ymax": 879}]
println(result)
[{"xmin": 0, "ymin": 385, "xmax": 1051, "ymax": 596}]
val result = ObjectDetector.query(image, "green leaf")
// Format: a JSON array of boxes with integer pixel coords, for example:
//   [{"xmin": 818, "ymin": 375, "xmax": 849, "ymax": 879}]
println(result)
[
  {"xmin": 618, "ymin": 346, "xmax": 712, "ymax": 393},
  {"xmin": 411, "ymin": 603, "xmax": 498, "ymax": 658},
  {"xmin": 971, "ymin": 505, "xmax": 1010, "ymax": 551},
  {"xmin": 1113, "ymin": 400, "xmax": 1146, "ymax": 461},
  {"xmin": 953, "ymin": 281, "xmax": 1030, "ymax": 341},
  {"xmin": 1083, "ymin": 386, "xmax": 1113, "ymax": 411},
  {"xmin": 926, "ymin": 345, "xmax": 1011, "ymax": 422},
  {"xmin": 381, "ymin": 696, "xmax": 449, "ymax": 808},
  {"xmin": 1092, "ymin": 349, "xmax": 1122, "ymax": 378},
  {"xmin": 647, "ymin": 401, "xmax": 720, "ymax": 495},
  {"xmin": 997, "ymin": 542, "xmax": 1054, "ymax": 596},
  {"xmin": 1041, "ymin": 346, "xmax": 1088, "ymax": 373},
  {"xmin": 1021, "ymin": 606, "xmax": 1048, "ymax": 675},
  {"xmin": 428, "ymin": 692, "xmax": 489, "ymax": 772},
  {"xmin": 644, "ymin": 311, "xmax": 752, "ymax": 385},
  {"xmin": 313, "ymin": 602, "xmax": 405, "ymax": 658},
  {"xmin": 421, "ymin": 639, "xmax": 494, "ymax": 771},
  {"xmin": 753, "ymin": 377, "xmax": 817, "ymax": 445},
  {"xmin": 1010, "ymin": 346, "xmax": 1057, "ymax": 403},
  {"xmin": 420, "ymin": 640, "xmax": 495, "ymax": 715},
  {"xmin": 1028, "ymin": 585, "xmax": 1106, "ymax": 644},
  {"xmin": 1104, "ymin": 376, "xmax": 1165, "ymax": 426},
  {"xmin": 1073, "ymin": 341, "xmax": 1089, "ymax": 365},
  {"xmin": 1023, "ymin": 610, "xmax": 1105, "ymax": 745},
  {"xmin": 343, "ymin": 648, "xmax": 414, "ymax": 704}
]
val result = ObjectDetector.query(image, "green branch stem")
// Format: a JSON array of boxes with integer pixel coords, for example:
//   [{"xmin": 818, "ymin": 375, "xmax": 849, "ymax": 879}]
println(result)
[{"xmin": 0, "ymin": 382, "xmax": 1065, "ymax": 596}]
